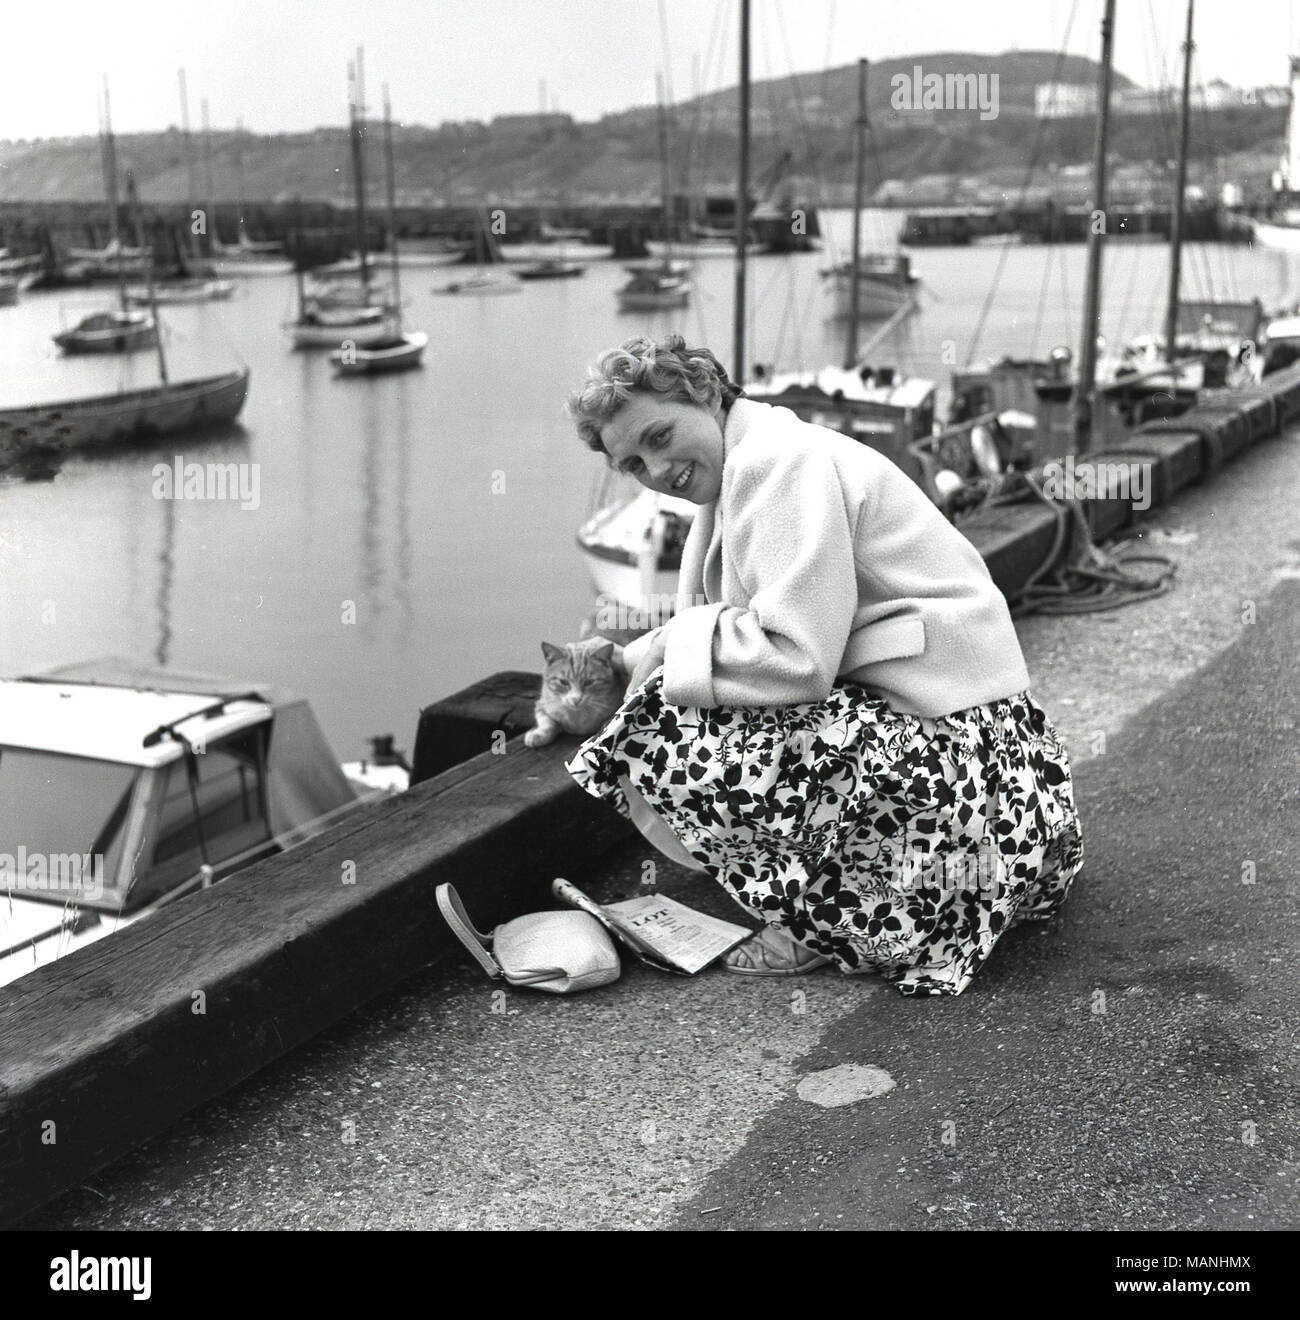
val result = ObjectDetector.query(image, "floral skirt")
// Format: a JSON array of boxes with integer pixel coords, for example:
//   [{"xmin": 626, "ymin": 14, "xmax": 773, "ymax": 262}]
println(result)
[{"xmin": 566, "ymin": 674, "xmax": 1084, "ymax": 996}]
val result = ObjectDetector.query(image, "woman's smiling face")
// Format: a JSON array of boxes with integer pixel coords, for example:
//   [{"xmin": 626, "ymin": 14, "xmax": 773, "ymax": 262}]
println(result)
[{"xmin": 598, "ymin": 392, "xmax": 725, "ymax": 505}]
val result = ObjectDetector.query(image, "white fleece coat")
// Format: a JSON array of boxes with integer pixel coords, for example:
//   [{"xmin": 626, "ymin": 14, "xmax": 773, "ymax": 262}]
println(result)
[{"xmin": 622, "ymin": 396, "xmax": 1031, "ymax": 717}]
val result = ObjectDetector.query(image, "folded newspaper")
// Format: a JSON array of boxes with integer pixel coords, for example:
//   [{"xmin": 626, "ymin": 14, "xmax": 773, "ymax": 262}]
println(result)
[{"xmin": 552, "ymin": 877, "xmax": 753, "ymax": 976}]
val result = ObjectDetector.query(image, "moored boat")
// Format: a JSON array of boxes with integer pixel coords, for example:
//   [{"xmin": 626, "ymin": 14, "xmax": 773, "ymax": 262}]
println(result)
[
  {"xmin": 0, "ymin": 368, "xmax": 250, "ymax": 466},
  {"xmin": 516, "ymin": 259, "xmax": 586, "ymax": 280},
  {"xmin": 433, "ymin": 272, "xmax": 521, "ymax": 295},
  {"xmin": 331, "ymin": 330, "xmax": 428, "ymax": 374},
  {"xmin": 126, "ymin": 278, "xmax": 236, "ymax": 304},
  {"xmin": 53, "ymin": 308, "xmax": 157, "ymax": 354},
  {"xmin": 0, "ymin": 657, "xmax": 404, "ymax": 989},
  {"xmin": 824, "ymin": 251, "xmax": 919, "ymax": 319},
  {"xmin": 330, "ymin": 85, "xmax": 427, "ymax": 377},
  {"xmin": 290, "ymin": 313, "xmax": 396, "ymax": 349},
  {"xmin": 615, "ymin": 261, "xmax": 691, "ymax": 311}
]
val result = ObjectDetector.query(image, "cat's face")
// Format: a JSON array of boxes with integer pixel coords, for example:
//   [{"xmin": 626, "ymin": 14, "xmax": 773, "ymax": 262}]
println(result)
[{"xmin": 538, "ymin": 639, "xmax": 624, "ymax": 734}]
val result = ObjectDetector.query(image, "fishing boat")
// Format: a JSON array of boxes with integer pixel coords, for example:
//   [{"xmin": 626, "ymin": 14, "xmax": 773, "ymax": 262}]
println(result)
[
  {"xmin": 126, "ymin": 277, "xmax": 235, "ymax": 305},
  {"xmin": 0, "ymin": 251, "xmax": 44, "ymax": 292},
  {"xmin": 615, "ymin": 260, "xmax": 690, "ymax": 310},
  {"xmin": 211, "ymin": 239, "xmax": 294, "ymax": 278},
  {"xmin": 0, "ymin": 370, "xmax": 249, "ymax": 467},
  {"xmin": 53, "ymin": 308, "xmax": 158, "ymax": 354},
  {"xmin": 393, "ymin": 236, "xmax": 473, "ymax": 267},
  {"xmin": 0, "ymin": 657, "xmax": 405, "ymax": 989},
  {"xmin": 65, "ymin": 237, "xmax": 154, "ymax": 281},
  {"xmin": 1250, "ymin": 52, "xmax": 1300, "ymax": 252},
  {"xmin": 646, "ymin": 221, "xmax": 762, "ymax": 259},
  {"xmin": 433, "ymin": 211, "xmax": 519, "ymax": 295},
  {"xmin": 516, "ymin": 258, "xmax": 586, "ymax": 280},
  {"xmin": 291, "ymin": 315, "xmax": 396, "ymax": 350},
  {"xmin": 331, "ymin": 86, "xmax": 427, "ymax": 376},
  {"xmin": 433, "ymin": 272, "xmax": 521, "ymax": 295},
  {"xmin": 306, "ymin": 273, "xmax": 395, "ymax": 309},
  {"xmin": 950, "ymin": 0, "xmax": 1259, "ymax": 460},
  {"xmin": 824, "ymin": 251, "xmax": 919, "ymax": 320},
  {"xmin": 499, "ymin": 221, "xmax": 611, "ymax": 263}
]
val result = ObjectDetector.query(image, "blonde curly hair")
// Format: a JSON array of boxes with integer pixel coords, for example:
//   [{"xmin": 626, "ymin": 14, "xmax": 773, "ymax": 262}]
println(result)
[{"xmin": 566, "ymin": 334, "xmax": 744, "ymax": 453}]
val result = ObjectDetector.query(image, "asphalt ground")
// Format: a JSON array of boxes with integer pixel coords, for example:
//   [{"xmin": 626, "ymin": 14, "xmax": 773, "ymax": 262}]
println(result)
[{"xmin": 12, "ymin": 425, "xmax": 1299, "ymax": 1232}]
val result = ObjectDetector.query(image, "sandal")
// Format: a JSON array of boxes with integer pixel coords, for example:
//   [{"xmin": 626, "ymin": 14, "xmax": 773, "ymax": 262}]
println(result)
[{"xmin": 722, "ymin": 926, "xmax": 832, "ymax": 976}]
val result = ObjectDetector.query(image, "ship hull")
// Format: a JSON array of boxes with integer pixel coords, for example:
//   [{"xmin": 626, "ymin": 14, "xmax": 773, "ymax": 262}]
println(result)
[{"xmin": 0, "ymin": 370, "xmax": 249, "ymax": 464}]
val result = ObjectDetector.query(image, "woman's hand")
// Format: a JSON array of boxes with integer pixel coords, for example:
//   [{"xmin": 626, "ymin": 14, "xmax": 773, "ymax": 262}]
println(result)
[{"xmin": 625, "ymin": 630, "xmax": 668, "ymax": 694}]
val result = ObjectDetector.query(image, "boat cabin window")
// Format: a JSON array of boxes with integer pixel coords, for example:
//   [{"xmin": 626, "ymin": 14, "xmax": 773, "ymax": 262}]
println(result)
[
  {"xmin": 133, "ymin": 727, "xmax": 272, "ymax": 909},
  {"xmin": 0, "ymin": 746, "xmax": 137, "ymax": 912}
]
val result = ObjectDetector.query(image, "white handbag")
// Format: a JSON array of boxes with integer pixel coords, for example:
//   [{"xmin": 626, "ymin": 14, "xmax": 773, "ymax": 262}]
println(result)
[{"xmin": 435, "ymin": 883, "xmax": 621, "ymax": 995}]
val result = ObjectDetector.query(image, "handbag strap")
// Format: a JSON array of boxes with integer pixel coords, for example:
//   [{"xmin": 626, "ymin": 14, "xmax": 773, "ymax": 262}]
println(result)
[{"xmin": 435, "ymin": 883, "xmax": 503, "ymax": 980}]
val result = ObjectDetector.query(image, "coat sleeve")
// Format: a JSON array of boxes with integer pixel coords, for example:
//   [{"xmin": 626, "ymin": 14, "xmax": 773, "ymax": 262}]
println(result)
[{"xmin": 659, "ymin": 436, "xmax": 860, "ymax": 707}]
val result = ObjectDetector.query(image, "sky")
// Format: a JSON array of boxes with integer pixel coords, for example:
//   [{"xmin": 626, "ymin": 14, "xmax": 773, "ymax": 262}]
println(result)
[{"xmin": 3, "ymin": 0, "xmax": 1298, "ymax": 141}]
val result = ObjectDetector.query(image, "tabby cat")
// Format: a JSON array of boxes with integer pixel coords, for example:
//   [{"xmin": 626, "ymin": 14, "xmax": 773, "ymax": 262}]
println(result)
[{"xmin": 524, "ymin": 638, "xmax": 626, "ymax": 747}]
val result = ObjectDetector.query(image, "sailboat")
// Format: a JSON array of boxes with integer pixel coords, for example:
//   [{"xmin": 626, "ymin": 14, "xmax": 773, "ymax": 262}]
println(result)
[
  {"xmin": 54, "ymin": 83, "xmax": 157, "ymax": 355},
  {"xmin": 205, "ymin": 108, "xmax": 293, "ymax": 277},
  {"xmin": 127, "ymin": 72, "xmax": 235, "ymax": 305},
  {"xmin": 1, "ymin": 170, "xmax": 248, "ymax": 470},
  {"xmin": 432, "ymin": 211, "xmax": 520, "ymax": 295},
  {"xmin": 290, "ymin": 54, "xmax": 400, "ymax": 349},
  {"xmin": 745, "ymin": 55, "xmax": 934, "ymax": 476},
  {"xmin": 951, "ymin": 0, "xmax": 1254, "ymax": 459},
  {"xmin": 615, "ymin": 74, "xmax": 692, "ymax": 311},
  {"xmin": 331, "ymin": 87, "xmax": 427, "ymax": 375},
  {"xmin": 578, "ymin": 13, "xmax": 933, "ymax": 607}
]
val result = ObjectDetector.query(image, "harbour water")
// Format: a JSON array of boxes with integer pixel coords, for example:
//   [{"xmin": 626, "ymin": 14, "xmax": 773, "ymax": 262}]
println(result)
[{"xmin": 2, "ymin": 210, "xmax": 1297, "ymax": 759}]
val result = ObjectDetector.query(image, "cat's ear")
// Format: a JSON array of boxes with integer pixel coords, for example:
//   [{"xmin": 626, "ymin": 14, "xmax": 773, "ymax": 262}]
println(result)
[
  {"xmin": 590, "ymin": 641, "xmax": 615, "ymax": 666},
  {"xmin": 540, "ymin": 641, "xmax": 566, "ymax": 665}
]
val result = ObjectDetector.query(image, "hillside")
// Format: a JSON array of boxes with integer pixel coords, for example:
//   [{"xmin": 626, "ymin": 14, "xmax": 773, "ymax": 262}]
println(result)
[{"xmin": 0, "ymin": 50, "xmax": 1285, "ymax": 209}]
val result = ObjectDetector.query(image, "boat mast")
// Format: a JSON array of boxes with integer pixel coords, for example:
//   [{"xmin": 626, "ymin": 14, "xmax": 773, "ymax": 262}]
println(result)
[
  {"xmin": 1163, "ymin": 0, "xmax": 1195, "ymax": 367},
  {"xmin": 178, "ymin": 70, "xmax": 198, "ymax": 267},
  {"xmin": 1072, "ymin": 0, "xmax": 1117, "ymax": 454},
  {"xmin": 201, "ymin": 98, "xmax": 219, "ymax": 251},
  {"xmin": 655, "ymin": 72, "xmax": 674, "ymax": 266},
  {"xmin": 293, "ymin": 192, "xmax": 306, "ymax": 321},
  {"xmin": 233, "ymin": 116, "xmax": 247, "ymax": 246},
  {"xmin": 383, "ymin": 85, "xmax": 403, "ymax": 333},
  {"xmin": 845, "ymin": 58, "xmax": 868, "ymax": 367},
  {"xmin": 732, "ymin": 0, "xmax": 750, "ymax": 382},
  {"xmin": 127, "ymin": 170, "xmax": 169, "ymax": 385},
  {"xmin": 102, "ymin": 79, "xmax": 127, "ymax": 312},
  {"xmin": 347, "ymin": 49, "xmax": 371, "ymax": 298}
]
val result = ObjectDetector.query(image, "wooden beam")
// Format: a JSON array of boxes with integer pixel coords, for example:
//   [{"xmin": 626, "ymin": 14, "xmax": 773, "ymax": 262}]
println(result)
[{"xmin": 0, "ymin": 736, "xmax": 632, "ymax": 1225}]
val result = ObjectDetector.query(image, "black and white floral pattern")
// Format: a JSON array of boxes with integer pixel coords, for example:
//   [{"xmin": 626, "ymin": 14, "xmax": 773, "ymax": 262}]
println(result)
[{"xmin": 566, "ymin": 674, "xmax": 1084, "ymax": 996}]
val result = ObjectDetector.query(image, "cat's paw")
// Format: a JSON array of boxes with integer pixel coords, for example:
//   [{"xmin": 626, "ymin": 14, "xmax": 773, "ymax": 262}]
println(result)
[{"xmin": 524, "ymin": 726, "xmax": 555, "ymax": 748}]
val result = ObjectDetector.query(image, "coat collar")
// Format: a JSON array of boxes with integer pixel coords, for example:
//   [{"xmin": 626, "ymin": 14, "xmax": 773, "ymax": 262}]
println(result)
[{"xmin": 677, "ymin": 396, "xmax": 777, "ymax": 606}]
